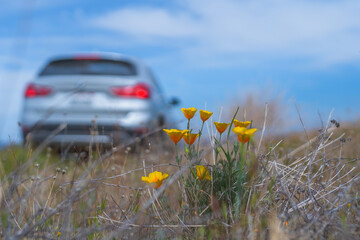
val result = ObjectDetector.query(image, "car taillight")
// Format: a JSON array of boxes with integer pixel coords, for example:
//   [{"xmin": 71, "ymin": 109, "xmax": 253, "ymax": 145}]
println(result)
[
  {"xmin": 25, "ymin": 83, "xmax": 52, "ymax": 98},
  {"xmin": 111, "ymin": 83, "xmax": 150, "ymax": 99}
]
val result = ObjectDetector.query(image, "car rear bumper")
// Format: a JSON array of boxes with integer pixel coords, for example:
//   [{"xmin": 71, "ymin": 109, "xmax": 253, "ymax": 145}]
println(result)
[{"xmin": 23, "ymin": 123, "xmax": 149, "ymax": 146}]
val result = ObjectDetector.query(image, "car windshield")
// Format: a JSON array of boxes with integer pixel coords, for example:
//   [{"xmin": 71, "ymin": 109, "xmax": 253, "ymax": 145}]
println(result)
[{"xmin": 39, "ymin": 59, "xmax": 137, "ymax": 76}]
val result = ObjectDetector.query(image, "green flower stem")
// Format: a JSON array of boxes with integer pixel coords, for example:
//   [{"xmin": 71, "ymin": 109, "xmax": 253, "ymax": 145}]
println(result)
[
  {"xmin": 187, "ymin": 119, "xmax": 191, "ymax": 157},
  {"xmin": 239, "ymin": 142, "xmax": 245, "ymax": 170},
  {"xmin": 228, "ymin": 157, "xmax": 232, "ymax": 207},
  {"xmin": 215, "ymin": 133, "xmax": 222, "ymax": 163},
  {"xmin": 175, "ymin": 143, "xmax": 179, "ymax": 165},
  {"xmin": 226, "ymin": 139, "xmax": 233, "ymax": 208},
  {"xmin": 247, "ymin": 121, "xmax": 253, "ymax": 152},
  {"xmin": 176, "ymin": 142, "xmax": 187, "ymax": 207},
  {"xmin": 227, "ymin": 107, "xmax": 239, "ymax": 153},
  {"xmin": 211, "ymin": 166, "xmax": 214, "ymax": 214},
  {"xmin": 196, "ymin": 121, "xmax": 205, "ymax": 156}
]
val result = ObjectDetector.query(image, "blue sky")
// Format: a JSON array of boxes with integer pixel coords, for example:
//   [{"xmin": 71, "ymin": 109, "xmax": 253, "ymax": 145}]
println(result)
[{"xmin": 1, "ymin": 0, "xmax": 360, "ymax": 144}]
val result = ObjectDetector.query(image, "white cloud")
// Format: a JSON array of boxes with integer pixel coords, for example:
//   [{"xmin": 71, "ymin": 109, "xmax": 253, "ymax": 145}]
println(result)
[
  {"xmin": 93, "ymin": 7, "xmax": 201, "ymax": 38},
  {"xmin": 90, "ymin": 0, "xmax": 360, "ymax": 66}
]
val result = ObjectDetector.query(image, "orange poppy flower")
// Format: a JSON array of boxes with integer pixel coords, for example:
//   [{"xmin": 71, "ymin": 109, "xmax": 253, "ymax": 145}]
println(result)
[
  {"xmin": 182, "ymin": 132, "xmax": 199, "ymax": 145},
  {"xmin": 233, "ymin": 119, "xmax": 251, "ymax": 128},
  {"xmin": 181, "ymin": 107, "xmax": 197, "ymax": 120},
  {"xmin": 199, "ymin": 110, "xmax": 213, "ymax": 122},
  {"xmin": 142, "ymin": 171, "xmax": 169, "ymax": 189},
  {"xmin": 232, "ymin": 127, "xmax": 257, "ymax": 143},
  {"xmin": 196, "ymin": 165, "xmax": 211, "ymax": 180},
  {"xmin": 163, "ymin": 129, "xmax": 189, "ymax": 144},
  {"xmin": 213, "ymin": 122, "xmax": 230, "ymax": 134}
]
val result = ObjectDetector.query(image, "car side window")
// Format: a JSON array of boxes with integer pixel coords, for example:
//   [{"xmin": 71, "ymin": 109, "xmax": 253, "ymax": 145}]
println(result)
[
  {"xmin": 147, "ymin": 68, "xmax": 166, "ymax": 104},
  {"xmin": 147, "ymin": 68, "xmax": 163, "ymax": 93}
]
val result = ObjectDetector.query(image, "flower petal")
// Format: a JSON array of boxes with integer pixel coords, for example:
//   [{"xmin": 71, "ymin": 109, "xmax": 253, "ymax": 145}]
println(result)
[
  {"xmin": 233, "ymin": 119, "xmax": 251, "ymax": 128},
  {"xmin": 214, "ymin": 122, "xmax": 230, "ymax": 134},
  {"xmin": 245, "ymin": 128, "xmax": 257, "ymax": 135},
  {"xmin": 181, "ymin": 107, "xmax": 197, "ymax": 120},
  {"xmin": 163, "ymin": 129, "xmax": 188, "ymax": 144},
  {"xmin": 141, "ymin": 176, "xmax": 150, "ymax": 183},
  {"xmin": 200, "ymin": 110, "xmax": 213, "ymax": 122},
  {"xmin": 142, "ymin": 171, "xmax": 169, "ymax": 188}
]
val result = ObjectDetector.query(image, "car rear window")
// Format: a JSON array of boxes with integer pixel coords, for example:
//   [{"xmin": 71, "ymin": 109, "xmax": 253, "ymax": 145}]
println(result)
[{"xmin": 39, "ymin": 59, "xmax": 137, "ymax": 76}]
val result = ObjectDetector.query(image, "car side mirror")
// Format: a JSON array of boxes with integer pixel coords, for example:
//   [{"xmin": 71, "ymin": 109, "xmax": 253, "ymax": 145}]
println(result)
[{"xmin": 169, "ymin": 97, "xmax": 180, "ymax": 106}]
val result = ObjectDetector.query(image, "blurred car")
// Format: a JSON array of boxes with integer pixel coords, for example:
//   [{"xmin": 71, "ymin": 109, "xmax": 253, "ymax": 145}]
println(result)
[{"xmin": 21, "ymin": 53, "xmax": 179, "ymax": 147}]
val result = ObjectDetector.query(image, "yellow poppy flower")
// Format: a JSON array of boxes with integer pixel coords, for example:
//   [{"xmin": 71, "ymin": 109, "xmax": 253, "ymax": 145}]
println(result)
[
  {"xmin": 183, "ymin": 132, "xmax": 199, "ymax": 145},
  {"xmin": 233, "ymin": 119, "xmax": 251, "ymax": 128},
  {"xmin": 163, "ymin": 129, "xmax": 189, "ymax": 144},
  {"xmin": 141, "ymin": 171, "xmax": 169, "ymax": 189},
  {"xmin": 196, "ymin": 165, "xmax": 211, "ymax": 181},
  {"xmin": 232, "ymin": 127, "xmax": 257, "ymax": 143},
  {"xmin": 213, "ymin": 122, "xmax": 230, "ymax": 134},
  {"xmin": 181, "ymin": 107, "xmax": 197, "ymax": 120},
  {"xmin": 199, "ymin": 110, "xmax": 213, "ymax": 122}
]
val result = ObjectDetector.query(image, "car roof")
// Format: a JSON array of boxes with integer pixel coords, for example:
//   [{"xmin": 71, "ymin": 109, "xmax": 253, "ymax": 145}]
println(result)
[
  {"xmin": 46, "ymin": 52, "xmax": 143, "ymax": 66},
  {"xmin": 39, "ymin": 52, "xmax": 148, "ymax": 77}
]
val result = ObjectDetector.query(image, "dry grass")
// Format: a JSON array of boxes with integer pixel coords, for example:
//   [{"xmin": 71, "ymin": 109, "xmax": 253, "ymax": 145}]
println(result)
[
  {"xmin": 226, "ymin": 92, "xmax": 286, "ymax": 134},
  {"xmin": 1, "ymin": 109, "xmax": 360, "ymax": 239}
]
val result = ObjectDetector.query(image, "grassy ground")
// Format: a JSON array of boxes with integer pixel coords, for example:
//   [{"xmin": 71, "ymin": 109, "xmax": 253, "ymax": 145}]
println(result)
[{"xmin": 0, "ymin": 110, "xmax": 359, "ymax": 239}]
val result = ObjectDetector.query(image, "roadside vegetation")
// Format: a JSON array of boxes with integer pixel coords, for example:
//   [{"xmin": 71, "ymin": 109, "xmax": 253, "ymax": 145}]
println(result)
[{"xmin": 1, "ymin": 105, "xmax": 359, "ymax": 239}]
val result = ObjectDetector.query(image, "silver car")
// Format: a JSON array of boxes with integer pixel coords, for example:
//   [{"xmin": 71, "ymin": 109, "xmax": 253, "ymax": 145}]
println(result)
[{"xmin": 21, "ymin": 53, "xmax": 178, "ymax": 147}]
